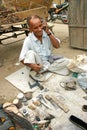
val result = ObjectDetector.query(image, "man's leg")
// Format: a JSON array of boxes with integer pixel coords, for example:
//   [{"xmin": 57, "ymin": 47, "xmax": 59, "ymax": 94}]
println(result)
[
  {"xmin": 24, "ymin": 50, "xmax": 45, "ymax": 81},
  {"xmin": 24, "ymin": 50, "xmax": 42, "ymax": 65},
  {"xmin": 47, "ymin": 58, "xmax": 70, "ymax": 75}
]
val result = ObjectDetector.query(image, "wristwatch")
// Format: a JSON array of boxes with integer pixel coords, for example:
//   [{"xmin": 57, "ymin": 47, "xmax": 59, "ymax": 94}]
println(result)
[{"xmin": 47, "ymin": 33, "xmax": 52, "ymax": 36}]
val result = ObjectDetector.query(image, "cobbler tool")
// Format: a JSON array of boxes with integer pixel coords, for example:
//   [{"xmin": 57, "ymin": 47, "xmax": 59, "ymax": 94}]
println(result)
[
  {"xmin": 45, "ymin": 95, "xmax": 58, "ymax": 109},
  {"xmin": 38, "ymin": 94, "xmax": 47, "ymax": 103},
  {"xmin": 37, "ymin": 94, "xmax": 52, "ymax": 109},
  {"xmin": 28, "ymin": 74, "xmax": 44, "ymax": 90},
  {"xmin": 28, "ymin": 81, "xmax": 44, "ymax": 90},
  {"xmin": 45, "ymin": 95, "xmax": 69, "ymax": 113}
]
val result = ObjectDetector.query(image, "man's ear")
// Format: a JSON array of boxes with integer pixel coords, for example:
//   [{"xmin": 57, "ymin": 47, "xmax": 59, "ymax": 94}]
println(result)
[{"xmin": 29, "ymin": 27, "xmax": 32, "ymax": 32}]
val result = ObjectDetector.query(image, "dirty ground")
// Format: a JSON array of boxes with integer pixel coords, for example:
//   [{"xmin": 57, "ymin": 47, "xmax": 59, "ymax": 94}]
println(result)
[{"xmin": 0, "ymin": 21, "xmax": 86, "ymax": 103}]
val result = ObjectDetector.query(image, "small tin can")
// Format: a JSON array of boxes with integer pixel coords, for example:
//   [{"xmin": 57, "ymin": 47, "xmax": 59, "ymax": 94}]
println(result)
[{"xmin": 13, "ymin": 98, "xmax": 22, "ymax": 108}]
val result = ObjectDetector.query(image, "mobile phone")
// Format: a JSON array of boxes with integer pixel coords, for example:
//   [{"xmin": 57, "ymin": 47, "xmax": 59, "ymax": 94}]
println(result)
[{"xmin": 43, "ymin": 26, "xmax": 46, "ymax": 31}]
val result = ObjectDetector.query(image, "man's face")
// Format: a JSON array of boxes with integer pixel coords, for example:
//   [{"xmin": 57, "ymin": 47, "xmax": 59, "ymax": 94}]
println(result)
[{"xmin": 29, "ymin": 18, "xmax": 43, "ymax": 37}]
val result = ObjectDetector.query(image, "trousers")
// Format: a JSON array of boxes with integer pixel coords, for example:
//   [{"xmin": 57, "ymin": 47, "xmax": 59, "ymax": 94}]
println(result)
[{"xmin": 24, "ymin": 50, "xmax": 69, "ymax": 75}]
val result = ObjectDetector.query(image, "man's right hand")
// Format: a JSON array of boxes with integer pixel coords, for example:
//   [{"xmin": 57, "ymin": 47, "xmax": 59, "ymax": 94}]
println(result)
[
  {"xmin": 20, "ymin": 60, "xmax": 42, "ymax": 73},
  {"xmin": 28, "ymin": 63, "xmax": 42, "ymax": 73}
]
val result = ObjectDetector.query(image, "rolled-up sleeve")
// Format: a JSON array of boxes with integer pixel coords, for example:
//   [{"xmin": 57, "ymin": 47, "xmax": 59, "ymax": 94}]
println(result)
[{"xmin": 19, "ymin": 37, "xmax": 30, "ymax": 61}]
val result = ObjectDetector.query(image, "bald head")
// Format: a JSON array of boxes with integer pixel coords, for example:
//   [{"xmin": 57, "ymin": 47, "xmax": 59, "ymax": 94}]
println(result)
[{"xmin": 27, "ymin": 15, "xmax": 42, "ymax": 27}]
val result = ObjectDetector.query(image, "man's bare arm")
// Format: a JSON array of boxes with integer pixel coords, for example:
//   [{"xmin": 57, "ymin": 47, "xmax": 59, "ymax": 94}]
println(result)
[
  {"xmin": 20, "ymin": 60, "xmax": 42, "ymax": 72},
  {"xmin": 43, "ymin": 21, "xmax": 60, "ymax": 48},
  {"xmin": 47, "ymin": 33, "xmax": 60, "ymax": 48}
]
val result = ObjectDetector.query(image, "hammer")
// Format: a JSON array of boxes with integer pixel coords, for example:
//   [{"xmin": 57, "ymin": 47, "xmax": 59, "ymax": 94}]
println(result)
[{"xmin": 28, "ymin": 81, "xmax": 44, "ymax": 90}]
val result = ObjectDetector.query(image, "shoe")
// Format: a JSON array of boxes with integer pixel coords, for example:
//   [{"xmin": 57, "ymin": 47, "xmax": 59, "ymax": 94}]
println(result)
[
  {"xmin": 69, "ymin": 115, "xmax": 87, "ymax": 130},
  {"xmin": 82, "ymin": 105, "xmax": 87, "ymax": 112},
  {"xmin": 29, "ymin": 70, "xmax": 45, "ymax": 82}
]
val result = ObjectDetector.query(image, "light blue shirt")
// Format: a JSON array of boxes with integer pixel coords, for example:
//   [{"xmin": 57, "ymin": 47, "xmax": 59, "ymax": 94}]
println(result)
[{"xmin": 19, "ymin": 30, "xmax": 59, "ymax": 64}]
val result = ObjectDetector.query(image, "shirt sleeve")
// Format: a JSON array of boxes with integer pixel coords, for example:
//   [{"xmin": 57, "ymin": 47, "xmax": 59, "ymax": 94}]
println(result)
[{"xmin": 19, "ymin": 37, "xmax": 30, "ymax": 61}]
